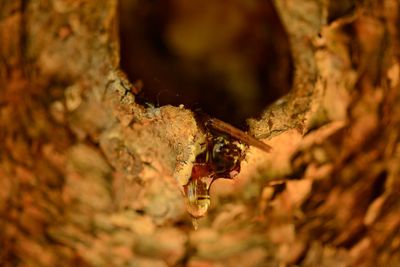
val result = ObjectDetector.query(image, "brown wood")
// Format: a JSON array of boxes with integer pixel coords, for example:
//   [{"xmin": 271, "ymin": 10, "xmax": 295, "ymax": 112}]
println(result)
[{"xmin": 0, "ymin": 0, "xmax": 399, "ymax": 266}]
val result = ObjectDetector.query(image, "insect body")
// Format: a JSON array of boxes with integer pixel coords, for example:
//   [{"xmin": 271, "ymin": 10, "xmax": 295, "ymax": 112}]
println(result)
[{"xmin": 183, "ymin": 114, "xmax": 272, "ymax": 222}]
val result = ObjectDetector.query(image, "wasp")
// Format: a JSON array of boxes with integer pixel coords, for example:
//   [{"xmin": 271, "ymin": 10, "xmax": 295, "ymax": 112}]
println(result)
[{"xmin": 183, "ymin": 113, "xmax": 272, "ymax": 221}]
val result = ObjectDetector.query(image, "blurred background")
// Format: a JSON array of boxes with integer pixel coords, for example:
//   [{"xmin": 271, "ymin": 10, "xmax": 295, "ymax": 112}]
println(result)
[{"xmin": 119, "ymin": 0, "xmax": 293, "ymax": 126}]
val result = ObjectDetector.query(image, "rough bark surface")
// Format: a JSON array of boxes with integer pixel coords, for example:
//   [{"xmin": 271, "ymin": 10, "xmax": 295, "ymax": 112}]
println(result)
[{"xmin": 0, "ymin": 0, "xmax": 399, "ymax": 267}]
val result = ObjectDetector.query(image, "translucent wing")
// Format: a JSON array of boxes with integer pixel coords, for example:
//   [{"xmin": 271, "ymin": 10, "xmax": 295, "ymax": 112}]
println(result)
[{"xmin": 205, "ymin": 117, "xmax": 272, "ymax": 153}]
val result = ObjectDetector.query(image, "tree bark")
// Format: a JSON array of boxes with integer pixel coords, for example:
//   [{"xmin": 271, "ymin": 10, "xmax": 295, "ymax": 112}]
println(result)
[{"xmin": 1, "ymin": 0, "xmax": 399, "ymax": 267}]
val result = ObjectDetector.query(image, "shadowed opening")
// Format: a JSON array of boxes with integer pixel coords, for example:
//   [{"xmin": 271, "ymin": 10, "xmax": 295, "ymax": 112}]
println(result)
[{"xmin": 119, "ymin": 0, "xmax": 293, "ymax": 127}]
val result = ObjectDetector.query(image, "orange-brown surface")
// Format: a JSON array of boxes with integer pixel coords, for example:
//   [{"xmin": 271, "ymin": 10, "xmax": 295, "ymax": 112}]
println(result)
[{"xmin": 1, "ymin": 1, "xmax": 399, "ymax": 266}]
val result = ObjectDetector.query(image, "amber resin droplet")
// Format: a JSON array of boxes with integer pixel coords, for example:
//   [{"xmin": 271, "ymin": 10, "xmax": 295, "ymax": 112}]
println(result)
[{"xmin": 183, "ymin": 175, "xmax": 214, "ymax": 221}]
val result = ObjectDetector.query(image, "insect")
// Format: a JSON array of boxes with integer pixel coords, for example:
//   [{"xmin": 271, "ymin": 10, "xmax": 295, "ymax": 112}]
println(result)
[{"xmin": 183, "ymin": 113, "xmax": 272, "ymax": 227}]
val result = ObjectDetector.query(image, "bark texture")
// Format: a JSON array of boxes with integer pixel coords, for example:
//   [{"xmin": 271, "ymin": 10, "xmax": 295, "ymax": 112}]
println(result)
[{"xmin": 0, "ymin": 0, "xmax": 399, "ymax": 267}]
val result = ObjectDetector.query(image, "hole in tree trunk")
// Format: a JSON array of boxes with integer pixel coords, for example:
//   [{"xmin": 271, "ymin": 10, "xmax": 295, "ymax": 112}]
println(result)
[{"xmin": 119, "ymin": 0, "xmax": 293, "ymax": 127}]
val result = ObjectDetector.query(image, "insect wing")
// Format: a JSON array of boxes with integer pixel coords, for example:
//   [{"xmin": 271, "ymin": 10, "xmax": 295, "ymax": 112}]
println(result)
[{"xmin": 205, "ymin": 117, "xmax": 272, "ymax": 153}]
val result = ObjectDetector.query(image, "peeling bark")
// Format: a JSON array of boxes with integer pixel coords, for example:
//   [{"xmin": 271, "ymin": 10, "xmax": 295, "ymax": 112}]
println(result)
[{"xmin": 1, "ymin": 0, "xmax": 399, "ymax": 267}]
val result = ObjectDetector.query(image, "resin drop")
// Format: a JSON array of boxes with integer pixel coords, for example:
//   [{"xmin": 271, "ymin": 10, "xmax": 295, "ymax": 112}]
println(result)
[{"xmin": 183, "ymin": 175, "xmax": 214, "ymax": 221}]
